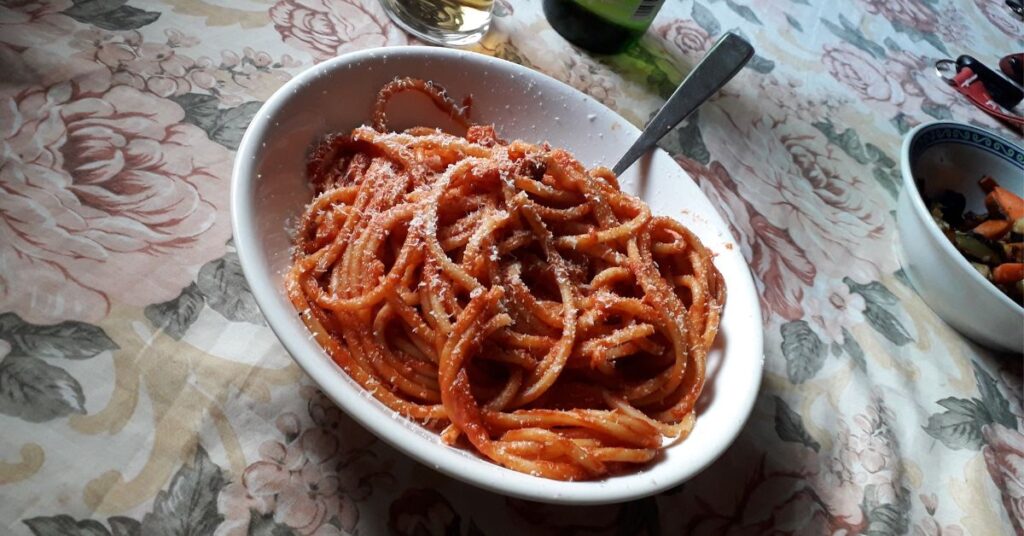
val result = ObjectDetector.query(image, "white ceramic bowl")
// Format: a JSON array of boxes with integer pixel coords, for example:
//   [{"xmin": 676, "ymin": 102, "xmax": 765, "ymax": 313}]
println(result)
[
  {"xmin": 898, "ymin": 121, "xmax": 1024, "ymax": 353},
  {"xmin": 232, "ymin": 46, "xmax": 764, "ymax": 504}
]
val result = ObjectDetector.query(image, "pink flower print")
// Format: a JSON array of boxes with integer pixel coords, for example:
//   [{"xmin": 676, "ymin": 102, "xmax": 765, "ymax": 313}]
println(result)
[
  {"xmin": 974, "ymin": 0, "xmax": 1021, "ymax": 37},
  {"xmin": 913, "ymin": 493, "xmax": 966, "ymax": 536},
  {"xmin": 217, "ymin": 402, "xmax": 391, "ymax": 536},
  {"xmin": 676, "ymin": 438, "xmax": 835, "ymax": 535},
  {"xmin": 70, "ymin": 28, "xmax": 218, "ymax": 99},
  {"xmin": 823, "ymin": 45, "xmax": 905, "ymax": 104},
  {"xmin": 0, "ymin": 67, "xmax": 232, "ymax": 324},
  {"xmin": 858, "ymin": 0, "xmax": 939, "ymax": 33},
  {"xmin": 165, "ymin": 28, "xmax": 199, "ymax": 48},
  {"xmin": 811, "ymin": 400, "xmax": 902, "ymax": 528},
  {"xmin": 0, "ymin": 0, "xmax": 75, "ymax": 49},
  {"xmin": 982, "ymin": 424, "xmax": 1024, "ymax": 534},
  {"xmin": 561, "ymin": 53, "xmax": 618, "ymax": 109},
  {"xmin": 269, "ymin": 0, "xmax": 408, "ymax": 63},
  {"xmin": 804, "ymin": 281, "xmax": 866, "ymax": 344},
  {"xmin": 69, "ymin": 28, "xmax": 135, "ymax": 69},
  {"xmin": 243, "ymin": 46, "xmax": 274, "ymax": 69},
  {"xmin": 655, "ymin": 18, "xmax": 712, "ymax": 60},
  {"xmin": 217, "ymin": 427, "xmax": 358, "ymax": 536},
  {"xmin": 131, "ymin": 42, "xmax": 194, "ymax": 77},
  {"xmin": 700, "ymin": 98, "xmax": 897, "ymax": 284},
  {"xmin": 825, "ymin": 44, "xmax": 1003, "ymax": 130},
  {"xmin": 885, "ymin": 51, "xmax": 1002, "ymax": 128},
  {"xmin": 120, "ymin": 42, "xmax": 197, "ymax": 97},
  {"xmin": 679, "ymin": 156, "xmax": 814, "ymax": 322},
  {"xmin": 934, "ymin": 4, "xmax": 970, "ymax": 45},
  {"xmin": 850, "ymin": 413, "xmax": 892, "ymax": 474},
  {"xmin": 211, "ymin": 49, "xmax": 297, "ymax": 105},
  {"xmin": 759, "ymin": 73, "xmax": 845, "ymax": 123}
]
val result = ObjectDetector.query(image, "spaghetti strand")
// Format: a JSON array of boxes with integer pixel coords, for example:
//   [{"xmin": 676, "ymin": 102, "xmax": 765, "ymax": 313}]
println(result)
[{"xmin": 287, "ymin": 78, "xmax": 725, "ymax": 480}]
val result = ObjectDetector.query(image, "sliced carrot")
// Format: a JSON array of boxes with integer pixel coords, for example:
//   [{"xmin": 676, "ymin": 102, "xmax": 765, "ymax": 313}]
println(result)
[
  {"xmin": 979, "ymin": 175, "xmax": 998, "ymax": 193},
  {"xmin": 993, "ymin": 263, "xmax": 1024, "ymax": 284},
  {"xmin": 986, "ymin": 191, "xmax": 1000, "ymax": 217},
  {"xmin": 973, "ymin": 219, "xmax": 1012, "ymax": 240},
  {"xmin": 992, "ymin": 187, "xmax": 1024, "ymax": 220}
]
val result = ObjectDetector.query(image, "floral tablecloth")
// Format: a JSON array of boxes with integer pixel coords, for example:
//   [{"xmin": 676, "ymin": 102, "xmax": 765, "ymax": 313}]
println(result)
[{"xmin": 2, "ymin": 0, "xmax": 1022, "ymax": 534}]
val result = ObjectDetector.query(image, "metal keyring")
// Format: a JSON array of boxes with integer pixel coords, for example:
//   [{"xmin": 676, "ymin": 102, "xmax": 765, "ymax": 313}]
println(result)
[{"xmin": 934, "ymin": 59, "xmax": 959, "ymax": 85}]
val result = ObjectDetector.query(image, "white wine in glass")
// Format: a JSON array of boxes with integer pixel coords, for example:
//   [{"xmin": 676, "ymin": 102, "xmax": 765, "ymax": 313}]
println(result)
[{"xmin": 380, "ymin": 0, "xmax": 494, "ymax": 46}]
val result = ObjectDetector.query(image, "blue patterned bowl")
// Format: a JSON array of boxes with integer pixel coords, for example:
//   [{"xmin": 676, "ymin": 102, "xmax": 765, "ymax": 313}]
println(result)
[{"xmin": 898, "ymin": 121, "xmax": 1024, "ymax": 353}]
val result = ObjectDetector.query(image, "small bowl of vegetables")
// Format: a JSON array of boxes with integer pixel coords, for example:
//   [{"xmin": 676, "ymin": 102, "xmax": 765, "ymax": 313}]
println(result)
[{"xmin": 898, "ymin": 121, "xmax": 1023, "ymax": 353}]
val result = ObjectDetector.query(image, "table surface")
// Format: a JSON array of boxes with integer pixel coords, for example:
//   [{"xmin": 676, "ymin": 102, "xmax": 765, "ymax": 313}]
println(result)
[{"xmin": 2, "ymin": 0, "xmax": 1022, "ymax": 534}]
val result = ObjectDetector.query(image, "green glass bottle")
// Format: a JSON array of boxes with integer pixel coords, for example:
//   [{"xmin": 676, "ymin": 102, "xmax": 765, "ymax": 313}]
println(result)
[{"xmin": 543, "ymin": 0, "xmax": 666, "ymax": 54}]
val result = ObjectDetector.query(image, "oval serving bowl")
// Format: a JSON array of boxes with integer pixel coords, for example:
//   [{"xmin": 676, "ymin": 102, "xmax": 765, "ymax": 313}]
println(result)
[
  {"xmin": 232, "ymin": 46, "xmax": 764, "ymax": 504},
  {"xmin": 898, "ymin": 121, "xmax": 1024, "ymax": 353}
]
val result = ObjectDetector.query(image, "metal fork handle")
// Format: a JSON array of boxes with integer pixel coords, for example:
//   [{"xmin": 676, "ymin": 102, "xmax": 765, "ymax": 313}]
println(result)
[{"xmin": 612, "ymin": 32, "xmax": 754, "ymax": 176}]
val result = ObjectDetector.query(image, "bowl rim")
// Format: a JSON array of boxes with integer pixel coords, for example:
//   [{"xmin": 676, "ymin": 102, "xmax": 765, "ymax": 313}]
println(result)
[
  {"xmin": 899, "ymin": 120, "xmax": 1024, "ymax": 314},
  {"xmin": 231, "ymin": 44, "xmax": 764, "ymax": 504}
]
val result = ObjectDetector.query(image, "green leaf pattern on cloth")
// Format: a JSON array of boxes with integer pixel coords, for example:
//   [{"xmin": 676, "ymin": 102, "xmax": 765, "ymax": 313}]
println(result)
[
  {"xmin": 822, "ymin": 15, "xmax": 888, "ymax": 59},
  {"xmin": 924, "ymin": 362, "xmax": 1020, "ymax": 451},
  {"xmin": 140, "ymin": 447, "xmax": 226, "ymax": 535},
  {"xmin": 171, "ymin": 94, "xmax": 263, "ymax": 150},
  {"xmin": 923, "ymin": 397, "xmax": 990, "ymax": 450},
  {"xmin": 0, "ymin": 314, "xmax": 118, "ymax": 361},
  {"xmin": 196, "ymin": 250, "xmax": 266, "ymax": 326},
  {"xmin": 781, "ymin": 320, "xmax": 826, "ymax": 384},
  {"xmin": 23, "ymin": 449, "xmax": 225, "ymax": 536},
  {"xmin": 774, "ymin": 395, "xmax": 821, "ymax": 451},
  {"xmin": 0, "ymin": 355, "xmax": 86, "ymax": 423},
  {"xmin": 144, "ymin": 283, "xmax": 206, "ymax": 341},
  {"xmin": 62, "ymin": 0, "xmax": 161, "ymax": 31}
]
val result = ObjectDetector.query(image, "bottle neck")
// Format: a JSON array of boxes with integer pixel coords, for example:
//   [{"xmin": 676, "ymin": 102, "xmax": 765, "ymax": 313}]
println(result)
[{"xmin": 543, "ymin": 0, "xmax": 651, "ymax": 55}]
